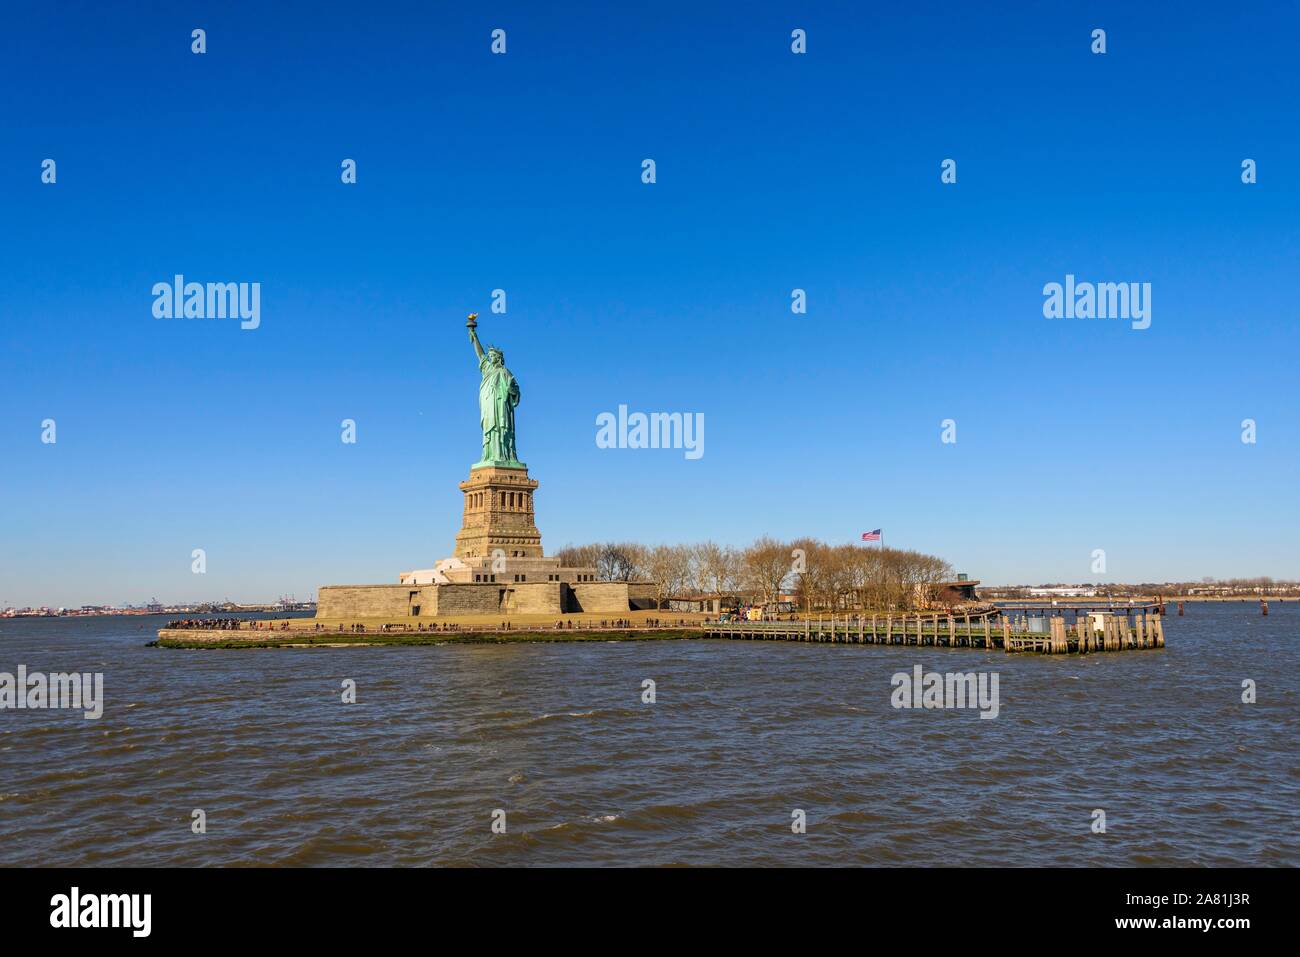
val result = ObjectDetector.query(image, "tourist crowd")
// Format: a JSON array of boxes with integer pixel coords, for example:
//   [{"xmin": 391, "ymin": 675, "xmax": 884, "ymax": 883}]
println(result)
[
  {"xmin": 166, "ymin": 618, "xmax": 299, "ymax": 631},
  {"xmin": 166, "ymin": 618, "xmax": 245, "ymax": 630}
]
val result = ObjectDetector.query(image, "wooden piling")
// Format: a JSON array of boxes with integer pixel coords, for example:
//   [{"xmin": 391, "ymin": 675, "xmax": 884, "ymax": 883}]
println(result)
[
  {"xmin": 1049, "ymin": 616, "xmax": 1065, "ymax": 653},
  {"xmin": 696, "ymin": 605, "xmax": 1160, "ymax": 654}
]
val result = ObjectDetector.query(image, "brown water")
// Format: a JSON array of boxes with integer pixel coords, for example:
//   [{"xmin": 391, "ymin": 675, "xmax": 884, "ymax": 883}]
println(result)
[{"xmin": 0, "ymin": 605, "xmax": 1295, "ymax": 866}]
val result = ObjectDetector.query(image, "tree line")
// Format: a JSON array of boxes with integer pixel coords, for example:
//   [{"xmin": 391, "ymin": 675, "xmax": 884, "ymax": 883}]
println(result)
[{"xmin": 553, "ymin": 538, "xmax": 958, "ymax": 612}]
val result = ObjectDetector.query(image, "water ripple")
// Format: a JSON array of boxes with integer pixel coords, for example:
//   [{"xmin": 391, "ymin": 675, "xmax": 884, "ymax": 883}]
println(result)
[{"xmin": 0, "ymin": 608, "xmax": 1296, "ymax": 865}]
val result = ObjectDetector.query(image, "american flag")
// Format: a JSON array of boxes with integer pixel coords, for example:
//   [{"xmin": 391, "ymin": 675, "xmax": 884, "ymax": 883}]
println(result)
[{"xmin": 861, "ymin": 529, "xmax": 881, "ymax": 542}]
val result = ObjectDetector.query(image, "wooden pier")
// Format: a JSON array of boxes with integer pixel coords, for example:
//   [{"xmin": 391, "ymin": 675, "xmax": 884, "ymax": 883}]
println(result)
[
  {"xmin": 157, "ymin": 608, "xmax": 1165, "ymax": 654},
  {"xmin": 702, "ymin": 610, "xmax": 1165, "ymax": 655}
]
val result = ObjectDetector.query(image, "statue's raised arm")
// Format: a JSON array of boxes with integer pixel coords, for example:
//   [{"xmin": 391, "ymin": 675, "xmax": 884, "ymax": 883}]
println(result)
[{"xmin": 467, "ymin": 313, "xmax": 485, "ymax": 363}]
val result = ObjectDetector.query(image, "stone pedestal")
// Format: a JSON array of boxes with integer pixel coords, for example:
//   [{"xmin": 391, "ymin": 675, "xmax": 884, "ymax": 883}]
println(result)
[
  {"xmin": 454, "ymin": 466, "xmax": 543, "ymax": 560},
  {"xmin": 317, "ymin": 462, "xmax": 656, "ymax": 619}
]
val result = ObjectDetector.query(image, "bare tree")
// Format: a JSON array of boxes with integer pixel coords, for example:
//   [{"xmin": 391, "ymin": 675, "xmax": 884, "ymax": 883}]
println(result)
[
  {"xmin": 597, "ymin": 542, "xmax": 644, "ymax": 581},
  {"xmin": 694, "ymin": 541, "xmax": 741, "ymax": 598},
  {"xmin": 742, "ymin": 536, "xmax": 793, "ymax": 603},
  {"xmin": 789, "ymin": 536, "xmax": 824, "ymax": 612},
  {"xmin": 554, "ymin": 543, "xmax": 601, "ymax": 570},
  {"xmin": 644, "ymin": 544, "xmax": 693, "ymax": 608}
]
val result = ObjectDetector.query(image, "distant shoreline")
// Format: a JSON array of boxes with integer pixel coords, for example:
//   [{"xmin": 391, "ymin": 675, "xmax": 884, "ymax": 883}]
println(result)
[
  {"xmin": 1, "ymin": 609, "xmax": 312, "ymax": 621},
  {"xmin": 8, "ymin": 593, "xmax": 1300, "ymax": 620}
]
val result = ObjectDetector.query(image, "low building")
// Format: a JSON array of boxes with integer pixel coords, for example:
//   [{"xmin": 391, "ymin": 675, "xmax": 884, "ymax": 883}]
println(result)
[
  {"xmin": 914, "ymin": 574, "xmax": 982, "ymax": 606},
  {"xmin": 665, "ymin": 595, "xmax": 737, "ymax": 615}
]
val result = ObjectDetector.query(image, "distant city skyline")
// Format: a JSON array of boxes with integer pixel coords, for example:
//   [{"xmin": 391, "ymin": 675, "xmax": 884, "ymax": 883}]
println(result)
[
  {"xmin": 4, "ymin": 3, "xmax": 1300, "ymax": 607},
  {"xmin": 7, "ymin": 575, "xmax": 1300, "ymax": 613}
]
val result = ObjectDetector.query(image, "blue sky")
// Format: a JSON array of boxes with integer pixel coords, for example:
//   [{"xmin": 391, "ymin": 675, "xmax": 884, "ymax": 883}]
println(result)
[{"xmin": 2, "ymin": 1, "xmax": 1298, "ymax": 606}]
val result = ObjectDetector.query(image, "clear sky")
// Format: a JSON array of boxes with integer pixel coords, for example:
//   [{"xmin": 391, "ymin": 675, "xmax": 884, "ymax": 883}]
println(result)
[{"xmin": 3, "ymin": 1, "xmax": 1298, "ymax": 607}]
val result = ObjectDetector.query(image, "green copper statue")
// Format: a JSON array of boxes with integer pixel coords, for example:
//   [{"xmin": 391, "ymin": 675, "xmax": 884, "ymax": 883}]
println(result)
[{"xmin": 467, "ymin": 313, "xmax": 524, "ymax": 469}]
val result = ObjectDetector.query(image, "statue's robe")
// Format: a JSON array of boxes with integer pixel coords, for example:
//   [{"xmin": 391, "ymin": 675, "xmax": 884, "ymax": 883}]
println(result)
[{"xmin": 479, "ymin": 355, "xmax": 520, "ymax": 463}]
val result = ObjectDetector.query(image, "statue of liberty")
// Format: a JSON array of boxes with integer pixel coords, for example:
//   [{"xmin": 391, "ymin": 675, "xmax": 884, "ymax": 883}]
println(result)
[{"xmin": 467, "ymin": 314, "xmax": 524, "ymax": 468}]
